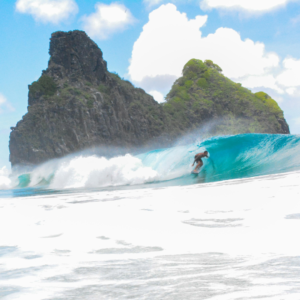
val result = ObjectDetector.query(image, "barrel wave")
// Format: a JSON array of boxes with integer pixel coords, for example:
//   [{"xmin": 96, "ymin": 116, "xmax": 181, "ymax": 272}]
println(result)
[
  {"xmin": 139, "ymin": 133, "xmax": 300, "ymax": 185},
  {"xmin": 2, "ymin": 133, "xmax": 300, "ymax": 191}
]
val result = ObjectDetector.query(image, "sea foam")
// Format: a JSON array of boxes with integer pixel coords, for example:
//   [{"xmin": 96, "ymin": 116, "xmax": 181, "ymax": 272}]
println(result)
[{"xmin": 0, "ymin": 166, "xmax": 12, "ymax": 189}]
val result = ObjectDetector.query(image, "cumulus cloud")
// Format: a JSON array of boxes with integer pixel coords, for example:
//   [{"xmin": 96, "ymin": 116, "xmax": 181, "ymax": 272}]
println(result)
[
  {"xmin": 128, "ymin": 4, "xmax": 281, "ymax": 97},
  {"xmin": 15, "ymin": 0, "xmax": 78, "ymax": 24},
  {"xmin": 129, "ymin": 4, "xmax": 208, "ymax": 82},
  {"xmin": 81, "ymin": 3, "xmax": 135, "ymax": 40},
  {"xmin": 201, "ymin": 28, "xmax": 279, "ymax": 79},
  {"xmin": 135, "ymin": 75, "xmax": 178, "ymax": 93},
  {"xmin": 200, "ymin": 0, "xmax": 299, "ymax": 13},
  {"xmin": 276, "ymin": 58, "xmax": 300, "ymax": 89},
  {"xmin": 148, "ymin": 90, "xmax": 165, "ymax": 103},
  {"xmin": 0, "ymin": 94, "xmax": 15, "ymax": 114},
  {"xmin": 240, "ymin": 75, "xmax": 284, "ymax": 94}
]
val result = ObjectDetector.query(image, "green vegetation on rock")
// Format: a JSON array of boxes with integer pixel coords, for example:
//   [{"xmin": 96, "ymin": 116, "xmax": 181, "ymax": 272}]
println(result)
[
  {"xmin": 254, "ymin": 91, "xmax": 283, "ymax": 117},
  {"xmin": 29, "ymin": 75, "xmax": 57, "ymax": 97},
  {"xmin": 163, "ymin": 59, "xmax": 288, "ymax": 135}
]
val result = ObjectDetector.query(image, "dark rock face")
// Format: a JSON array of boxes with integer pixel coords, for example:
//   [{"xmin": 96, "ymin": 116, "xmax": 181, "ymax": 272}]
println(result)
[
  {"xmin": 46, "ymin": 31, "xmax": 107, "ymax": 85},
  {"xmin": 9, "ymin": 31, "xmax": 290, "ymax": 166},
  {"xmin": 10, "ymin": 31, "xmax": 169, "ymax": 166}
]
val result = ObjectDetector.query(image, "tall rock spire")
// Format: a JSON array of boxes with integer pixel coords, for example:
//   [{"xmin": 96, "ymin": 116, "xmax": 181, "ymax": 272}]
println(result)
[{"xmin": 45, "ymin": 30, "xmax": 107, "ymax": 84}]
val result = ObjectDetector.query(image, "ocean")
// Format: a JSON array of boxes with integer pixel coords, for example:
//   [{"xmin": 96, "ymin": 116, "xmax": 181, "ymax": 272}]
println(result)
[{"xmin": 1, "ymin": 133, "xmax": 300, "ymax": 299}]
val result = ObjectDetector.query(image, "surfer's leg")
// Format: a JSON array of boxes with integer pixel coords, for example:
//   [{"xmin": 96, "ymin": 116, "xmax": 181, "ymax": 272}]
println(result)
[{"xmin": 198, "ymin": 161, "xmax": 203, "ymax": 170}]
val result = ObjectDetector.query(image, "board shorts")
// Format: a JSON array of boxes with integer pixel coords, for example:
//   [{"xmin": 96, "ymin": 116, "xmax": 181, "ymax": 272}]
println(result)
[{"xmin": 195, "ymin": 157, "xmax": 203, "ymax": 164}]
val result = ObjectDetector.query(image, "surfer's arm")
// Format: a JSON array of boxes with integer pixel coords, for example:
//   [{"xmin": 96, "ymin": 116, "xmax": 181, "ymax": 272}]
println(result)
[
  {"xmin": 192, "ymin": 158, "xmax": 197, "ymax": 166},
  {"xmin": 192, "ymin": 153, "xmax": 200, "ymax": 166}
]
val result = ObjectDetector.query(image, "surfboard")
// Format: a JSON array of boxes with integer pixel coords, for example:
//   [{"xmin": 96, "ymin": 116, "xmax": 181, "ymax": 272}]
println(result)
[{"xmin": 191, "ymin": 170, "xmax": 199, "ymax": 175}]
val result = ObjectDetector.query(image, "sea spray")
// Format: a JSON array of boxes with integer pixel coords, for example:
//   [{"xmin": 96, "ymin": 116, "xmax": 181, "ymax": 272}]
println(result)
[
  {"xmin": 0, "ymin": 167, "xmax": 12, "ymax": 189},
  {"xmin": 49, "ymin": 154, "xmax": 158, "ymax": 189}
]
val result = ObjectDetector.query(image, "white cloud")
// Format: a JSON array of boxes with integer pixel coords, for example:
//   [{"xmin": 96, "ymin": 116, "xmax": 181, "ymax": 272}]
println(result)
[
  {"xmin": 129, "ymin": 4, "xmax": 208, "ymax": 82},
  {"xmin": 0, "ymin": 94, "xmax": 15, "ymax": 114},
  {"xmin": 200, "ymin": 0, "xmax": 299, "ymax": 13},
  {"xmin": 129, "ymin": 4, "xmax": 281, "ymax": 95},
  {"xmin": 81, "ymin": 3, "xmax": 135, "ymax": 40},
  {"xmin": 285, "ymin": 87, "xmax": 297, "ymax": 95},
  {"xmin": 276, "ymin": 57, "xmax": 300, "ymax": 88},
  {"xmin": 240, "ymin": 75, "xmax": 284, "ymax": 94},
  {"xmin": 274, "ymin": 57, "xmax": 300, "ymax": 97},
  {"xmin": 15, "ymin": 0, "xmax": 78, "ymax": 24},
  {"xmin": 148, "ymin": 90, "xmax": 165, "ymax": 103},
  {"xmin": 201, "ymin": 28, "xmax": 279, "ymax": 79}
]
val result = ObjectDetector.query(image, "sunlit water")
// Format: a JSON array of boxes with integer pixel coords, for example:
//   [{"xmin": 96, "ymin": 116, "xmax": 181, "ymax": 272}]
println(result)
[{"xmin": 1, "ymin": 134, "xmax": 300, "ymax": 299}]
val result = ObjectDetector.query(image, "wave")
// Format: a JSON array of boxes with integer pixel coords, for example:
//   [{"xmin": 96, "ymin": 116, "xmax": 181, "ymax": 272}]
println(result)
[
  {"xmin": 200, "ymin": 133, "xmax": 300, "ymax": 181},
  {"xmin": 1, "ymin": 133, "xmax": 300, "ymax": 191}
]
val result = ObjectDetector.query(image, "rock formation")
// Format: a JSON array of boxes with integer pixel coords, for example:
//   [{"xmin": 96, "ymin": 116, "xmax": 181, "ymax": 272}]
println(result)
[
  {"xmin": 9, "ymin": 31, "xmax": 170, "ymax": 166},
  {"xmin": 9, "ymin": 31, "xmax": 289, "ymax": 166},
  {"xmin": 164, "ymin": 59, "xmax": 289, "ymax": 136}
]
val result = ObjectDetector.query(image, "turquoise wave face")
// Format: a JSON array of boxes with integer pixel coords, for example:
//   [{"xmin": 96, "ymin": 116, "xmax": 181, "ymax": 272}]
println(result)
[
  {"xmin": 17, "ymin": 174, "xmax": 31, "ymax": 188},
  {"xmin": 10, "ymin": 133, "xmax": 300, "ymax": 190},
  {"xmin": 201, "ymin": 133, "xmax": 300, "ymax": 181},
  {"xmin": 138, "ymin": 133, "xmax": 300, "ymax": 184}
]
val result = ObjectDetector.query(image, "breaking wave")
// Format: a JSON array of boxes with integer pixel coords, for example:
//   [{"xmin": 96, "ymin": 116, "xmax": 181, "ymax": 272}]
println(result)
[{"xmin": 1, "ymin": 133, "xmax": 300, "ymax": 191}]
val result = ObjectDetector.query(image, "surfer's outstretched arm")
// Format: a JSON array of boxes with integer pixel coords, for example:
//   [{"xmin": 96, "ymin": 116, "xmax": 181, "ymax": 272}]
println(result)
[{"xmin": 192, "ymin": 154, "xmax": 200, "ymax": 166}]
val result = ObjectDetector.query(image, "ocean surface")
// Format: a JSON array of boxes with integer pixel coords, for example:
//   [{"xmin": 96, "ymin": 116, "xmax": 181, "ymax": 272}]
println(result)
[{"xmin": 1, "ymin": 133, "xmax": 300, "ymax": 299}]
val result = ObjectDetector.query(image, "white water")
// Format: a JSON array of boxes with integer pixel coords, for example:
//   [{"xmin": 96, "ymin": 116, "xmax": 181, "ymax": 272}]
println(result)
[
  {"xmin": 49, "ymin": 154, "xmax": 159, "ymax": 189},
  {"xmin": 0, "ymin": 155, "xmax": 160, "ymax": 191},
  {"xmin": 0, "ymin": 144, "xmax": 200, "ymax": 191},
  {"xmin": 0, "ymin": 167, "xmax": 12, "ymax": 190},
  {"xmin": 1, "ymin": 171, "xmax": 300, "ymax": 299}
]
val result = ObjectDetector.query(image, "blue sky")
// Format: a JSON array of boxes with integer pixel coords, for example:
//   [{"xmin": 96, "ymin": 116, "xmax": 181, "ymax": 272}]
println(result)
[{"xmin": 1, "ymin": 0, "xmax": 300, "ymax": 168}]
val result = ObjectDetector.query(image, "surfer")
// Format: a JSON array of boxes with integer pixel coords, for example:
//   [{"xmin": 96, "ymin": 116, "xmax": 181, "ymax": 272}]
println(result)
[{"xmin": 192, "ymin": 151, "xmax": 209, "ymax": 173}]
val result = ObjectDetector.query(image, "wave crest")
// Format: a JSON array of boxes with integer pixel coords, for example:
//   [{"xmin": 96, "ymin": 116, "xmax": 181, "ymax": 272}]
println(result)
[{"xmin": 49, "ymin": 154, "xmax": 158, "ymax": 189}]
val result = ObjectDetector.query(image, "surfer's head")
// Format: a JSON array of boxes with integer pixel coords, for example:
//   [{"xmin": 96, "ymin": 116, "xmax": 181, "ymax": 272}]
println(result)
[{"xmin": 204, "ymin": 151, "xmax": 208, "ymax": 155}]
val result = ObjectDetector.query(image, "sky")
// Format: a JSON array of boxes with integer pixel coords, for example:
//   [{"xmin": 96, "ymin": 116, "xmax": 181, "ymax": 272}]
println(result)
[{"xmin": 1, "ymin": 0, "xmax": 300, "ymax": 168}]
